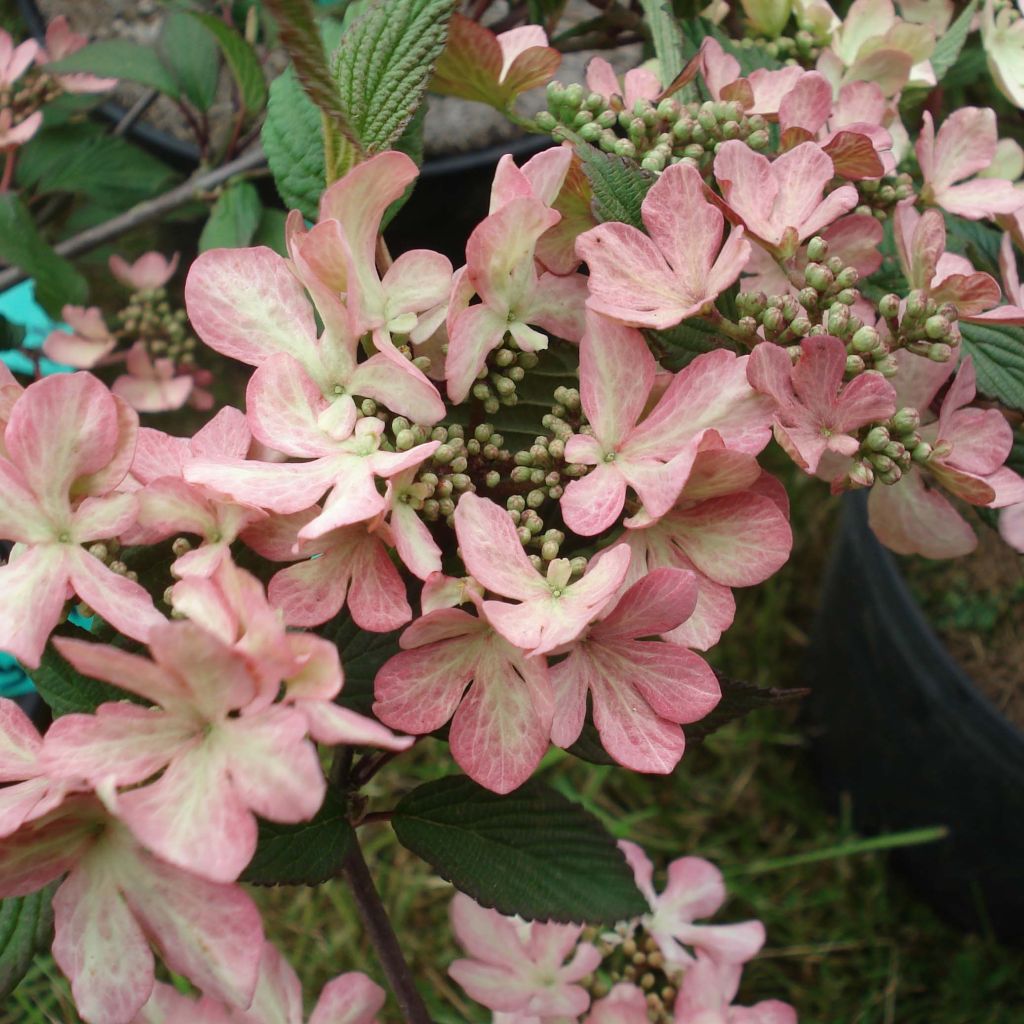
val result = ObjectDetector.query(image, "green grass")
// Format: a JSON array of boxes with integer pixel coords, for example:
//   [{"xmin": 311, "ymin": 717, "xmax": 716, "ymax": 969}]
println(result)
[{"xmin": 7, "ymin": 474, "xmax": 1024, "ymax": 1023}]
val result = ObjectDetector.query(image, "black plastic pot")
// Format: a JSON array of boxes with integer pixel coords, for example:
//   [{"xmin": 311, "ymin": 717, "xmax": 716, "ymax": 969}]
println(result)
[{"xmin": 807, "ymin": 493, "xmax": 1024, "ymax": 942}]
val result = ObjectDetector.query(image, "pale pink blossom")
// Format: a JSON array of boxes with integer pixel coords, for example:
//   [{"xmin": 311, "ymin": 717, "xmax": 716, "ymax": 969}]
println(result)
[
  {"xmin": 576, "ymin": 161, "xmax": 750, "ymax": 330},
  {"xmin": 454, "ymin": 492, "xmax": 631, "ymax": 656},
  {"xmin": 44, "ymin": 621, "xmax": 328, "ymax": 883},
  {"xmin": 0, "ymin": 697, "xmax": 68, "ymax": 838},
  {"xmin": 981, "ymin": 0, "xmax": 1024, "ymax": 110},
  {"xmin": 374, "ymin": 602, "xmax": 551, "ymax": 793},
  {"xmin": 445, "ymin": 196, "xmax": 588, "ymax": 403},
  {"xmin": 562, "ymin": 314, "xmax": 774, "ymax": 535},
  {"xmin": 0, "ymin": 373, "xmax": 163, "ymax": 668},
  {"xmin": 42, "ymin": 306, "xmax": 118, "ymax": 369},
  {"xmin": 917, "ymin": 109, "xmax": 1024, "ymax": 220},
  {"xmin": 585, "ymin": 56, "xmax": 660, "ymax": 108},
  {"xmin": 381, "ymin": 464, "xmax": 443, "ymax": 580},
  {"xmin": 110, "ymin": 252, "xmax": 179, "ymax": 291},
  {"xmin": 623, "ymin": 432, "xmax": 793, "ymax": 650},
  {"xmin": 550, "ymin": 567, "xmax": 721, "ymax": 773},
  {"xmin": 185, "ymin": 245, "xmax": 444, "ymax": 437},
  {"xmin": 868, "ymin": 355, "xmax": 1024, "ymax": 557},
  {"xmin": 674, "ymin": 955, "xmax": 798, "ymax": 1024},
  {"xmin": 36, "ymin": 15, "xmax": 117, "ymax": 93},
  {"xmin": 447, "ymin": 893, "xmax": 600, "ymax": 1017},
  {"xmin": 999, "ymin": 501, "xmax": 1024, "ymax": 553},
  {"xmin": 713, "ymin": 141, "xmax": 858, "ymax": 258},
  {"xmin": 584, "ymin": 984, "xmax": 650, "ymax": 1024},
  {"xmin": 0, "ymin": 107, "xmax": 42, "ymax": 148},
  {"xmin": 0, "ymin": 29, "xmax": 38, "ymax": 87},
  {"xmin": 620, "ymin": 842, "xmax": 766, "ymax": 971},
  {"xmin": 0, "ymin": 796, "xmax": 263, "ymax": 1024},
  {"xmin": 112, "ymin": 342, "xmax": 195, "ymax": 413},
  {"xmin": 700, "ymin": 39, "xmax": 805, "ymax": 116},
  {"xmin": 748, "ymin": 336, "xmax": 897, "ymax": 473}
]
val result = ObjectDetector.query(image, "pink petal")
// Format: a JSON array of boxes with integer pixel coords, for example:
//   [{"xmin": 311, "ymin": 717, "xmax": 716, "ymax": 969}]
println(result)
[
  {"xmin": 309, "ymin": 972, "xmax": 387, "ymax": 1024},
  {"xmin": 349, "ymin": 353, "xmax": 446, "ymax": 426},
  {"xmin": 445, "ymin": 304, "xmax": 511, "ymax": 405},
  {"xmin": 67, "ymin": 549, "xmax": 165, "ymax": 645},
  {"xmin": 597, "ymin": 567, "xmax": 699, "ymax": 640},
  {"xmin": 867, "ymin": 473, "xmax": 977, "ymax": 557},
  {"xmin": 246, "ymin": 353, "xmax": 338, "ymax": 456},
  {"xmin": 560, "ymin": 463, "xmax": 628, "ymax": 536},
  {"xmin": 778, "ymin": 71, "xmax": 832, "ymax": 135},
  {"xmin": 0, "ymin": 545, "xmax": 70, "ymax": 668},
  {"xmin": 185, "ymin": 455, "xmax": 342, "ymax": 515}
]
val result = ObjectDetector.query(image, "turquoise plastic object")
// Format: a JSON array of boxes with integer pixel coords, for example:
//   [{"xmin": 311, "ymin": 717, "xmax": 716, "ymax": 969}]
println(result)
[{"xmin": 0, "ymin": 281, "xmax": 72, "ymax": 698}]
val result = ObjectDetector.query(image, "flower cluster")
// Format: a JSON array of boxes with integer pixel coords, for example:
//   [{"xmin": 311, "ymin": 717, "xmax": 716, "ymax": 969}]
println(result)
[{"xmin": 447, "ymin": 841, "xmax": 795, "ymax": 1023}]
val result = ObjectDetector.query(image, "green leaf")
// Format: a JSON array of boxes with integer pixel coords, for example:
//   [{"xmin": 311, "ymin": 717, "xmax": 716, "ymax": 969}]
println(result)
[
  {"xmin": 931, "ymin": 0, "xmax": 978, "ymax": 81},
  {"xmin": 29, "ymin": 629, "xmax": 140, "ymax": 717},
  {"xmin": 16, "ymin": 125, "xmax": 178, "ymax": 210},
  {"xmin": 649, "ymin": 316, "xmax": 733, "ymax": 369},
  {"xmin": 199, "ymin": 181, "xmax": 264, "ymax": 251},
  {"xmin": 685, "ymin": 673, "xmax": 808, "ymax": 743},
  {"xmin": 573, "ymin": 142, "xmax": 654, "ymax": 230},
  {"xmin": 0, "ymin": 886, "xmax": 57, "ymax": 1002},
  {"xmin": 0, "ymin": 194, "xmax": 88, "ymax": 318},
  {"xmin": 190, "ymin": 12, "xmax": 268, "ymax": 114},
  {"xmin": 241, "ymin": 788, "xmax": 356, "ymax": 885},
  {"xmin": 943, "ymin": 213, "xmax": 1002, "ymax": 280},
  {"xmin": 0, "ymin": 314, "xmax": 26, "ymax": 352},
  {"xmin": 392, "ymin": 775, "xmax": 647, "ymax": 924},
  {"xmin": 640, "ymin": 0, "xmax": 687, "ymax": 82},
  {"xmin": 158, "ymin": 11, "xmax": 221, "ymax": 111},
  {"xmin": 318, "ymin": 614, "xmax": 402, "ymax": 716},
  {"xmin": 46, "ymin": 40, "xmax": 181, "ymax": 98},
  {"xmin": 252, "ymin": 206, "xmax": 289, "ymax": 255},
  {"xmin": 261, "ymin": 66, "xmax": 325, "ymax": 220},
  {"xmin": 960, "ymin": 321, "xmax": 1024, "ymax": 412},
  {"xmin": 332, "ymin": 0, "xmax": 456, "ymax": 153}
]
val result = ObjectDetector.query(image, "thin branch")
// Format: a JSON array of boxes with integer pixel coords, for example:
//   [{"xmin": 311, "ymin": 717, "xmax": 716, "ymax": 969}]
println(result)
[
  {"xmin": 0, "ymin": 147, "xmax": 267, "ymax": 292},
  {"xmin": 112, "ymin": 89, "xmax": 160, "ymax": 137},
  {"xmin": 341, "ymin": 838, "xmax": 432, "ymax": 1024}
]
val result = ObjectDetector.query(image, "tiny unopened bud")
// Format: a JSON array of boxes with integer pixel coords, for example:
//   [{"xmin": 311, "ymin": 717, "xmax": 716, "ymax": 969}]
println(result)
[
  {"xmin": 848, "ymin": 460, "xmax": 875, "ymax": 488},
  {"xmin": 925, "ymin": 314, "xmax": 950, "ymax": 339},
  {"xmin": 806, "ymin": 237, "xmax": 829, "ymax": 262},
  {"xmin": 846, "ymin": 354, "xmax": 866, "ymax": 374},
  {"xmin": 911, "ymin": 441, "xmax": 934, "ymax": 463},
  {"xmin": 865, "ymin": 426, "xmax": 890, "ymax": 451},
  {"xmin": 891, "ymin": 407, "xmax": 920, "ymax": 433},
  {"xmin": 827, "ymin": 304, "xmax": 850, "ymax": 335},
  {"xmin": 928, "ymin": 342, "xmax": 953, "ymax": 362},
  {"xmin": 878, "ymin": 293, "xmax": 901, "ymax": 319},
  {"xmin": 805, "ymin": 263, "xmax": 833, "ymax": 292}
]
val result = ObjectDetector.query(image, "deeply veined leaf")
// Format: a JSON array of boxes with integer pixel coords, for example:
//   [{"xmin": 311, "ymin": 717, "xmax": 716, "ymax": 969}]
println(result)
[
  {"xmin": 46, "ymin": 40, "xmax": 181, "ymax": 98},
  {"xmin": 332, "ymin": 0, "xmax": 457, "ymax": 153},
  {"xmin": 931, "ymin": 0, "xmax": 978, "ymax": 81},
  {"xmin": 318, "ymin": 614, "xmax": 402, "ymax": 717},
  {"xmin": 0, "ymin": 886, "xmax": 57, "ymax": 1002},
  {"xmin": 960, "ymin": 321, "xmax": 1024, "ymax": 412},
  {"xmin": 572, "ymin": 141, "xmax": 654, "ymax": 230},
  {"xmin": 392, "ymin": 775, "xmax": 647, "ymax": 924},
  {"xmin": 189, "ymin": 12, "xmax": 269, "ymax": 114},
  {"xmin": 199, "ymin": 181, "xmax": 264, "ymax": 251},
  {"xmin": 650, "ymin": 317, "xmax": 735, "ymax": 370},
  {"xmin": 158, "ymin": 12, "xmax": 221, "ymax": 111},
  {"xmin": 261, "ymin": 66, "xmax": 325, "ymax": 220}
]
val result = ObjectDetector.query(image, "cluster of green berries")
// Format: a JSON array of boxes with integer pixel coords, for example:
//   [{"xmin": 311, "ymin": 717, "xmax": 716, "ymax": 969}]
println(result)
[
  {"xmin": 538, "ymin": 85, "xmax": 769, "ymax": 173},
  {"xmin": 584, "ymin": 931, "xmax": 676, "ymax": 1023},
  {"xmin": 855, "ymin": 173, "xmax": 916, "ymax": 220},
  {"xmin": 877, "ymin": 288, "xmax": 960, "ymax": 362},
  {"xmin": 846, "ymin": 406, "xmax": 938, "ymax": 489},
  {"xmin": 739, "ymin": 28, "xmax": 823, "ymax": 63},
  {"xmin": 116, "ymin": 288, "xmax": 198, "ymax": 366},
  {"xmin": 470, "ymin": 336, "xmax": 541, "ymax": 414}
]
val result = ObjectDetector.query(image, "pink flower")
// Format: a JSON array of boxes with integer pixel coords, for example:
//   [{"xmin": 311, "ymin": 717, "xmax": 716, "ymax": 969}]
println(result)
[
  {"xmin": 868, "ymin": 355, "xmax": 1024, "ymax": 557},
  {"xmin": 135, "ymin": 941, "xmax": 385, "ymax": 1024},
  {"xmin": 0, "ymin": 796, "xmax": 263, "ymax": 1024},
  {"xmin": 373, "ymin": 602, "xmax": 551, "ymax": 793},
  {"xmin": 674, "ymin": 955, "xmax": 797, "ymax": 1024},
  {"xmin": 112, "ymin": 342, "xmax": 195, "ymax": 413},
  {"xmin": 623, "ymin": 433, "xmax": 793, "ymax": 650},
  {"xmin": 585, "ymin": 56, "xmax": 660, "ymax": 108},
  {"xmin": 713, "ymin": 141, "xmax": 858, "ymax": 259},
  {"xmin": 0, "ymin": 107, "xmax": 42, "ymax": 148},
  {"xmin": 747, "ymin": 336, "xmax": 897, "ymax": 473},
  {"xmin": 982, "ymin": 0, "xmax": 1024, "ymax": 110},
  {"xmin": 550, "ymin": 567, "xmax": 721, "ymax": 773},
  {"xmin": 0, "ymin": 29, "xmax": 38, "ymax": 87},
  {"xmin": 700, "ymin": 39, "xmax": 805, "ymax": 116},
  {"xmin": 454, "ymin": 492, "xmax": 632, "ymax": 656},
  {"xmin": 445, "ymin": 196, "xmax": 588, "ymax": 403},
  {"xmin": 576, "ymin": 161, "xmax": 750, "ymax": 330},
  {"xmin": 109, "ymin": 252, "xmax": 179, "ymax": 291},
  {"xmin": 0, "ymin": 697, "xmax": 67, "ymax": 837},
  {"xmin": 185, "ymin": 244, "xmax": 444, "ymax": 436},
  {"xmin": 447, "ymin": 892, "xmax": 600, "ymax": 1017},
  {"xmin": 0, "ymin": 373, "xmax": 163, "ymax": 668},
  {"xmin": 584, "ymin": 984, "xmax": 650, "ymax": 1024},
  {"xmin": 44, "ymin": 620, "xmax": 328, "ymax": 883},
  {"xmin": 36, "ymin": 16, "xmax": 117, "ymax": 93},
  {"xmin": 620, "ymin": 842, "xmax": 766, "ymax": 970},
  {"xmin": 561, "ymin": 314, "xmax": 774, "ymax": 535},
  {"xmin": 42, "ymin": 306, "xmax": 118, "ymax": 369},
  {"xmin": 917, "ymin": 108, "xmax": 1024, "ymax": 220},
  {"xmin": 381, "ymin": 464, "xmax": 443, "ymax": 580}
]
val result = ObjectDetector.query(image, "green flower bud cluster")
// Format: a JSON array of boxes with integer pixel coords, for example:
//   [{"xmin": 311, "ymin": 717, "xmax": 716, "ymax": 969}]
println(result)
[
  {"xmin": 845, "ymin": 405, "xmax": 936, "ymax": 490},
  {"xmin": 116, "ymin": 289, "xmax": 198, "ymax": 367},
  {"xmin": 855, "ymin": 173, "xmax": 915, "ymax": 220},
  {"xmin": 877, "ymin": 289, "xmax": 960, "ymax": 361},
  {"xmin": 739, "ymin": 29, "xmax": 821, "ymax": 64},
  {"xmin": 587, "ymin": 929, "xmax": 676, "ymax": 1022},
  {"xmin": 540, "ymin": 83, "xmax": 768, "ymax": 172},
  {"xmin": 470, "ymin": 336, "xmax": 541, "ymax": 415},
  {"xmin": 1, "ymin": 68, "xmax": 63, "ymax": 125}
]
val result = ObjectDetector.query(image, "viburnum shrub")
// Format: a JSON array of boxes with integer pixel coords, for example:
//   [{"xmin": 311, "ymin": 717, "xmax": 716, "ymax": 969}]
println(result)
[{"xmin": 1, "ymin": 0, "xmax": 1024, "ymax": 1020}]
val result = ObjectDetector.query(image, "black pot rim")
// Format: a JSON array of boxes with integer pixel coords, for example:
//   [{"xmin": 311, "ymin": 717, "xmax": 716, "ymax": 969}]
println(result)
[
  {"xmin": 845, "ymin": 490, "xmax": 1024, "ymax": 746},
  {"xmin": 17, "ymin": 0, "xmax": 553, "ymax": 177}
]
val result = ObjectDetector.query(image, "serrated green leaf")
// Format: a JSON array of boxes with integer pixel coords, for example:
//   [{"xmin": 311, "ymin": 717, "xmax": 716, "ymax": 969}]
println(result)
[
  {"xmin": 943, "ymin": 213, "xmax": 1002, "ymax": 280},
  {"xmin": 158, "ymin": 11, "xmax": 221, "ymax": 111},
  {"xmin": 190, "ymin": 12, "xmax": 268, "ymax": 114},
  {"xmin": 261, "ymin": 66, "xmax": 325, "ymax": 220},
  {"xmin": 46, "ymin": 40, "xmax": 181, "ymax": 98},
  {"xmin": 640, "ymin": 0, "xmax": 687, "ymax": 82},
  {"xmin": 252, "ymin": 207, "xmax": 289, "ymax": 255},
  {"xmin": 241, "ymin": 788, "xmax": 355, "ymax": 885},
  {"xmin": 573, "ymin": 142, "xmax": 654, "ymax": 230},
  {"xmin": 332, "ymin": 0, "xmax": 456, "ymax": 153},
  {"xmin": 686, "ymin": 673, "xmax": 807, "ymax": 743},
  {"xmin": 29, "ymin": 628, "xmax": 140, "ymax": 717},
  {"xmin": 200, "ymin": 181, "xmax": 264, "ymax": 251},
  {"xmin": 317, "ymin": 614, "xmax": 402, "ymax": 716},
  {"xmin": 0, "ymin": 194, "xmax": 88, "ymax": 318},
  {"xmin": 16, "ymin": 125, "xmax": 178, "ymax": 209},
  {"xmin": 649, "ymin": 316, "xmax": 732, "ymax": 369},
  {"xmin": 0, "ymin": 886, "xmax": 57, "ymax": 1002},
  {"xmin": 931, "ymin": 0, "xmax": 978, "ymax": 81},
  {"xmin": 960, "ymin": 321, "xmax": 1024, "ymax": 412},
  {"xmin": 393, "ymin": 775, "xmax": 647, "ymax": 924}
]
